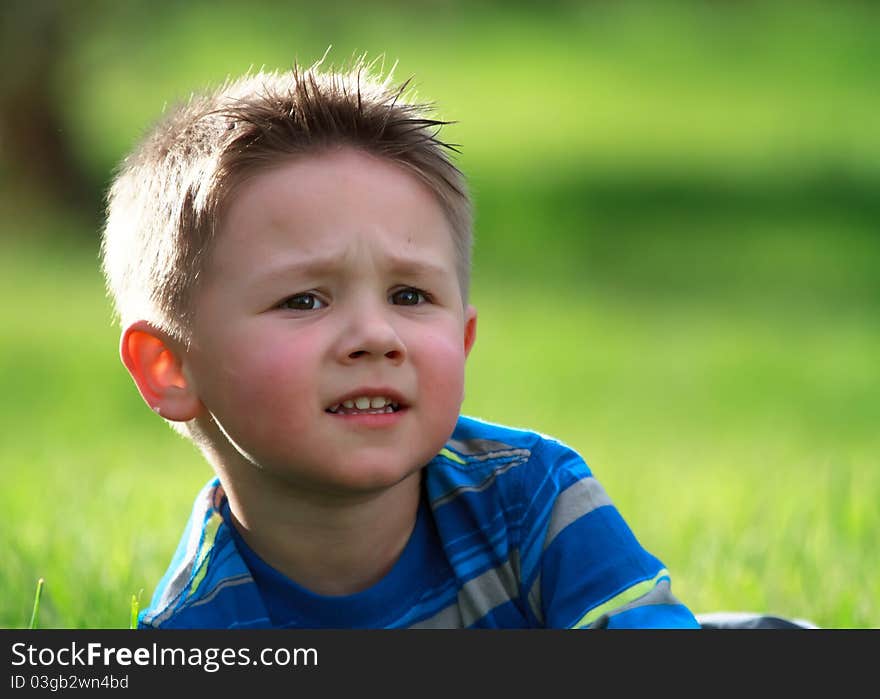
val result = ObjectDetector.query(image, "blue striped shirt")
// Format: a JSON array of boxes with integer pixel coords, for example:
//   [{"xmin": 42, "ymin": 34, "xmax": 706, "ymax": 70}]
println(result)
[{"xmin": 139, "ymin": 415, "xmax": 699, "ymax": 629}]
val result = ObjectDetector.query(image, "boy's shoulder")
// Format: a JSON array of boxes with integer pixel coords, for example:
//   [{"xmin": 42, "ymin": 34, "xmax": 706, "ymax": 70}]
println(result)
[
  {"xmin": 425, "ymin": 414, "xmax": 594, "ymax": 499},
  {"xmin": 442, "ymin": 414, "xmax": 589, "ymax": 469},
  {"xmin": 138, "ymin": 479, "xmax": 270, "ymax": 629}
]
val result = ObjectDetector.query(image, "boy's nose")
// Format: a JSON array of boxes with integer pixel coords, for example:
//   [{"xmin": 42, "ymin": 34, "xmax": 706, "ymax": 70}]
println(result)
[{"xmin": 337, "ymin": 303, "xmax": 406, "ymax": 364}]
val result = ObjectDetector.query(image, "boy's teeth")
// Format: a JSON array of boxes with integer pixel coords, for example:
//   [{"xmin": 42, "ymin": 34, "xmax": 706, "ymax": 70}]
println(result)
[{"xmin": 330, "ymin": 396, "xmax": 399, "ymax": 414}]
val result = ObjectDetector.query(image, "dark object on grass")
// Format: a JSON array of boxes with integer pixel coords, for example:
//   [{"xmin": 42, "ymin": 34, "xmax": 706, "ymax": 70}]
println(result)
[{"xmin": 697, "ymin": 611, "xmax": 819, "ymax": 629}]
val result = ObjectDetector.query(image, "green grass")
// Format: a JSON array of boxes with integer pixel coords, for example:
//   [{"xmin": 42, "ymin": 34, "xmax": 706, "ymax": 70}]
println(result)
[
  {"xmin": 2, "ymin": 0, "xmax": 879, "ymax": 629},
  {"xmin": 2, "ymin": 228, "xmax": 878, "ymax": 628},
  {"xmin": 29, "ymin": 579, "xmax": 44, "ymax": 630},
  {"xmin": 466, "ymin": 278, "xmax": 880, "ymax": 627}
]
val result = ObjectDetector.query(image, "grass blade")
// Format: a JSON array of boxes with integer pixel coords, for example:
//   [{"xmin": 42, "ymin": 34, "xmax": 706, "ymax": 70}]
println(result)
[
  {"xmin": 129, "ymin": 589, "xmax": 143, "ymax": 629},
  {"xmin": 29, "ymin": 578, "xmax": 44, "ymax": 630}
]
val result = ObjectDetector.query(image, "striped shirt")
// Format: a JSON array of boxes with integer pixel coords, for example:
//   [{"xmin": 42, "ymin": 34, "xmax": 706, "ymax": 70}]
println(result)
[{"xmin": 139, "ymin": 415, "xmax": 699, "ymax": 629}]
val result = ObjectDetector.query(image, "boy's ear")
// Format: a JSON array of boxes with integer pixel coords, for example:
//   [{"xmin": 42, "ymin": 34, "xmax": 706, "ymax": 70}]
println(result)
[
  {"xmin": 120, "ymin": 321, "xmax": 202, "ymax": 422},
  {"xmin": 463, "ymin": 305, "xmax": 477, "ymax": 358}
]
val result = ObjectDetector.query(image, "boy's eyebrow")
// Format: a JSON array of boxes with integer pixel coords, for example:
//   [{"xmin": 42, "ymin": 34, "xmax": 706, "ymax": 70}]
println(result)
[
  {"xmin": 256, "ymin": 256, "xmax": 340, "ymax": 281},
  {"xmin": 386, "ymin": 256, "xmax": 450, "ymax": 278},
  {"xmin": 255, "ymin": 255, "xmax": 450, "ymax": 282}
]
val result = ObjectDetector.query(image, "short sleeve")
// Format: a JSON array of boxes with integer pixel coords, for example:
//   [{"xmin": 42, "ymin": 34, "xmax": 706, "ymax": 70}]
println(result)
[{"xmin": 518, "ymin": 438, "xmax": 700, "ymax": 629}]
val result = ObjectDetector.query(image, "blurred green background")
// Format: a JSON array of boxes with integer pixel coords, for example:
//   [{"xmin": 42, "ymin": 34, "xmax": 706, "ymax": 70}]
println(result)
[{"xmin": 1, "ymin": 0, "xmax": 878, "ymax": 628}]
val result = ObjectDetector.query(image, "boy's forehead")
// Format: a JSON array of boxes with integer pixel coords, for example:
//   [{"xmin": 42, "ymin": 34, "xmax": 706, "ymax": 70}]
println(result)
[
  {"xmin": 234, "ymin": 147, "xmax": 420, "ymax": 193},
  {"xmin": 209, "ymin": 148, "xmax": 459, "ymax": 278}
]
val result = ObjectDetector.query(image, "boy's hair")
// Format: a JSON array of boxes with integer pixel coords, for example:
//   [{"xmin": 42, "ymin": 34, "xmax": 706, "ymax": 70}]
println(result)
[{"xmin": 100, "ymin": 57, "xmax": 472, "ymax": 345}]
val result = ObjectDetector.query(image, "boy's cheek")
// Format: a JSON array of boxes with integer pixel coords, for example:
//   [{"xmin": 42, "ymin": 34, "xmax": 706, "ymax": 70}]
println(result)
[
  {"xmin": 416, "ymin": 339, "xmax": 468, "ymax": 400},
  {"xmin": 412, "ymin": 333, "xmax": 467, "ymax": 373},
  {"xmin": 187, "ymin": 336, "xmax": 319, "ymax": 416},
  {"xmin": 196, "ymin": 372, "xmax": 315, "ymax": 464}
]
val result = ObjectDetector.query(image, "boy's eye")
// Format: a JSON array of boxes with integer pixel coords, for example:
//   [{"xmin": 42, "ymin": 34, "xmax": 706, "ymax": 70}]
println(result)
[
  {"xmin": 279, "ymin": 293, "xmax": 326, "ymax": 311},
  {"xmin": 390, "ymin": 287, "xmax": 428, "ymax": 306}
]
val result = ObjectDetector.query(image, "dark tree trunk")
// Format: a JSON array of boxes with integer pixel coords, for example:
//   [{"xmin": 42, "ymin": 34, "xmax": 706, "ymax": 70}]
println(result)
[{"xmin": 0, "ymin": 1, "xmax": 99, "ymax": 221}]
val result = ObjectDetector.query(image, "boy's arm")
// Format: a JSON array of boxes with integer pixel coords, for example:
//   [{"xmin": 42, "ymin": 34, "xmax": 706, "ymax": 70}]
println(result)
[{"xmin": 522, "ymin": 440, "xmax": 700, "ymax": 629}]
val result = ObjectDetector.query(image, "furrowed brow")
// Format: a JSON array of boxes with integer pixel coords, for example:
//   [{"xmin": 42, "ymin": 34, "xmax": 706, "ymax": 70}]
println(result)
[
  {"xmin": 386, "ymin": 257, "xmax": 448, "ymax": 279},
  {"xmin": 257, "ymin": 256, "xmax": 342, "ymax": 282},
  {"xmin": 254, "ymin": 255, "xmax": 448, "ymax": 285}
]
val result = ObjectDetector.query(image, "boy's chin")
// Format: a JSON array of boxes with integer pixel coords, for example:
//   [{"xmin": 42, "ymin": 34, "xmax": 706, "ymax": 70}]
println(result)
[
  {"xmin": 313, "ymin": 459, "xmax": 424, "ymax": 496},
  {"xmin": 249, "ymin": 452, "xmax": 425, "ymax": 499}
]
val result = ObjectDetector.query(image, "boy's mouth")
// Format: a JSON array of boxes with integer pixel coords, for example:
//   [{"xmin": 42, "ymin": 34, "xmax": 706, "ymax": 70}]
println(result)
[{"xmin": 326, "ymin": 395, "xmax": 404, "ymax": 415}]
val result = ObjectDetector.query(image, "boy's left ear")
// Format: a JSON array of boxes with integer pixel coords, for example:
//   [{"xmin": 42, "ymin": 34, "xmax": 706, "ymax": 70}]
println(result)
[
  {"xmin": 464, "ymin": 305, "xmax": 478, "ymax": 358},
  {"xmin": 119, "ymin": 321, "xmax": 203, "ymax": 422}
]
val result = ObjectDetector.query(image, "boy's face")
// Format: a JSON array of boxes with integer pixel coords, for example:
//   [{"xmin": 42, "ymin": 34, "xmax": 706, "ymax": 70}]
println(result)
[{"xmin": 183, "ymin": 148, "xmax": 476, "ymax": 495}]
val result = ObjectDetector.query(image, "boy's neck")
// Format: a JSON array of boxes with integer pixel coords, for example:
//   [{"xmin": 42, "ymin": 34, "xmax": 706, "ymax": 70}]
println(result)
[{"xmin": 220, "ymin": 468, "xmax": 424, "ymax": 597}]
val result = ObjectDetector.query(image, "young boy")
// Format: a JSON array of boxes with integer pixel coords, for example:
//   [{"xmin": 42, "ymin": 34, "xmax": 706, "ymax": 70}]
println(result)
[{"xmin": 101, "ymin": 60, "xmax": 700, "ymax": 629}]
